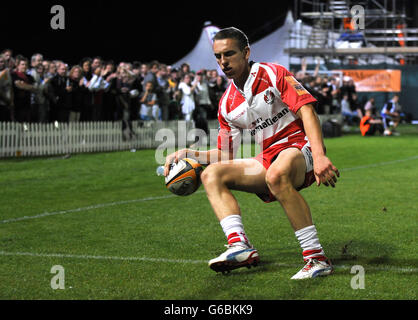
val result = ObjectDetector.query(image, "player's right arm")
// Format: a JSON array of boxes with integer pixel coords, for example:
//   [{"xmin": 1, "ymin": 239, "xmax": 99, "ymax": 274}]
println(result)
[
  {"xmin": 164, "ymin": 111, "xmax": 237, "ymax": 176},
  {"xmin": 164, "ymin": 87, "xmax": 239, "ymax": 176},
  {"xmin": 164, "ymin": 148, "xmax": 232, "ymax": 176}
]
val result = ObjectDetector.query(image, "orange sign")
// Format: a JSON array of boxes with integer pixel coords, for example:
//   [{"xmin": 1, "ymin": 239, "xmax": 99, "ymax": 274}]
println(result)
[{"xmin": 336, "ymin": 69, "xmax": 401, "ymax": 92}]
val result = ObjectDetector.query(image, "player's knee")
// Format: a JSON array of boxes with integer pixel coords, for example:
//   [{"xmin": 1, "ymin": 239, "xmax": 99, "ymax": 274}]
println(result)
[
  {"xmin": 201, "ymin": 163, "xmax": 237, "ymax": 188},
  {"xmin": 201, "ymin": 163, "xmax": 222, "ymax": 186},
  {"xmin": 265, "ymin": 167, "xmax": 292, "ymax": 194},
  {"xmin": 200, "ymin": 165, "xmax": 212, "ymax": 185}
]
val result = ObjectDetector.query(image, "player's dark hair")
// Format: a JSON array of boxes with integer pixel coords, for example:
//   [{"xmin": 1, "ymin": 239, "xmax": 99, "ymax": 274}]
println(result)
[{"xmin": 213, "ymin": 27, "xmax": 249, "ymax": 51}]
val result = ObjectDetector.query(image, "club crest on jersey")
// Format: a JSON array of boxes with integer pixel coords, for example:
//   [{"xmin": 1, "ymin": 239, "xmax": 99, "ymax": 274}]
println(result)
[{"xmin": 264, "ymin": 90, "xmax": 275, "ymax": 105}]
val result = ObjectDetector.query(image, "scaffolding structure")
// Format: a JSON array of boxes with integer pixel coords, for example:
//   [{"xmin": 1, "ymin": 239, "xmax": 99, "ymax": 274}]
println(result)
[{"xmin": 287, "ymin": 0, "xmax": 418, "ymax": 65}]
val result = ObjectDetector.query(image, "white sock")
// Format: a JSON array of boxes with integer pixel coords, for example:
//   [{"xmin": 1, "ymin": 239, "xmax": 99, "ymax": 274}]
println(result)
[
  {"xmin": 295, "ymin": 225, "xmax": 326, "ymax": 261},
  {"xmin": 220, "ymin": 215, "xmax": 250, "ymax": 246}
]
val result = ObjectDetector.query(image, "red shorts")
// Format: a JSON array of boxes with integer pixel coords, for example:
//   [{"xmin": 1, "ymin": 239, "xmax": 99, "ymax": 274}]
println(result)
[{"xmin": 253, "ymin": 132, "xmax": 315, "ymax": 203}]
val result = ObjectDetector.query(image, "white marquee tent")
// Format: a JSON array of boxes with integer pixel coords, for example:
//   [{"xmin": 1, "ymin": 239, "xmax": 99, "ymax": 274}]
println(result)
[
  {"xmin": 249, "ymin": 11, "xmax": 295, "ymax": 68},
  {"xmin": 172, "ymin": 12, "xmax": 296, "ymax": 71},
  {"xmin": 172, "ymin": 22, "xmax": 222, "ymax": 73}
]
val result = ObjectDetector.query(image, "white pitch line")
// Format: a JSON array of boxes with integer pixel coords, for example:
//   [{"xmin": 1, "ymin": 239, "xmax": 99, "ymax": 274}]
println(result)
[
  {"xmin": 0, "ymin": 250, "xmax": 416, "ymax": 273},
  {"xmin": 0, "ymin": 250, "xmax": 206, "ymax": 264},
  {"xmin": 331, "ymin": 263, "xmax": 418, "ymax": 273},
  {"xmin": 0, "ymin": 191, "xmax": 205, "ymax": 224},
  {"xmin": 339, "ymin": 155, "xmax": 418, "ymax": 172},
  {"xmin": 1, "ymin": 156, "xmax": 417, "ymax": 225}
]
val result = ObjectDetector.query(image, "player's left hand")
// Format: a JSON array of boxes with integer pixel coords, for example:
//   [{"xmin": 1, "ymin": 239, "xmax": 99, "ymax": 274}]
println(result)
[{"xmin": 313, "ymin": 155, "xmax": 340, "ymax": 187}]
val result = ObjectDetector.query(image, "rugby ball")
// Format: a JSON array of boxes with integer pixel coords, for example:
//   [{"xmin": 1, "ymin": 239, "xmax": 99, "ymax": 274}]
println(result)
[{"xmin": 165, "ymin": 158, "xmax": 203, "ymax": 196}]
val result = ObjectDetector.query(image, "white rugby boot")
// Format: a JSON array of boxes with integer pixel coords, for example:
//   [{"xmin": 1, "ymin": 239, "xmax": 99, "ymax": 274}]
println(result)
[
  {"xmin": 291, "ymin": 258, "xmax": 333, "ymax": 280},
  {"xmin": 208, "ymin": 243, "xmax": 259, "ymax": 274}
]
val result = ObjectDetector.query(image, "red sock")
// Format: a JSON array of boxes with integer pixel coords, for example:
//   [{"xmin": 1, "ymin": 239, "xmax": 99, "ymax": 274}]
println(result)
[
  {"xmin": 227, "ymin": 232, "xmax": 249, "ymax": 245},
  {"xmin": 220, "ymin": 215, "xmax": 250, "ymax": 246},
  {"xmin": 295, "ymin": 225, "xmax": 327, "ymax": 261},
  {"xmin": 302, "ymin": 249, "xmax": 327, "ymax": 261}
]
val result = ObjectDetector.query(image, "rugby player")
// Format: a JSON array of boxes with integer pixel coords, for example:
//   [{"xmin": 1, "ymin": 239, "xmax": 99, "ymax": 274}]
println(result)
[{"xmin": 164, "ymin": 27, "xmax": 339, "ymax": 279}]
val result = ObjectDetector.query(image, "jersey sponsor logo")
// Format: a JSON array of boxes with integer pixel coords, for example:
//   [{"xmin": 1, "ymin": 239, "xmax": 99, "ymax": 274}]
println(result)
[
  {"xmin": 263, "ymin": 90, "xmax": 275, "ymax": 105},
  {"xmin": 250, "ymin": 108, "xmax": 290, "ymax": 136},
  {"xmin": 284, "ymin": 76, "xmax": 309, "ymax": 96},
  {"xmin": 232, "ymin": 109, "xmax": 247, "ymax": 121}
]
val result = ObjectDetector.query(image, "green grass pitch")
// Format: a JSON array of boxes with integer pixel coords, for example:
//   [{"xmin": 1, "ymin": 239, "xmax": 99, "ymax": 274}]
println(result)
[{"xmin": 0, "ymin": 125, "xmax": 417, "ymax": 300}]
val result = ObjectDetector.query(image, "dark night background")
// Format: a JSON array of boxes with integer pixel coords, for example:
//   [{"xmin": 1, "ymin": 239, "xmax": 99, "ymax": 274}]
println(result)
[{"xmin": 1, "ymin": 0, "xmax": 293, "ymax": 66}]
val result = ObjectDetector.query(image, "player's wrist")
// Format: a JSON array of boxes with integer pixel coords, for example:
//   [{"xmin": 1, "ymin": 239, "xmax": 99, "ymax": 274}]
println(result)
[
  {"xmin": 312, "ymin": 150, "xmax": 327, "ymax": 161},
  {"xmin": 184, "ymin": 148, "xmax": 199, "ymax": 160}
]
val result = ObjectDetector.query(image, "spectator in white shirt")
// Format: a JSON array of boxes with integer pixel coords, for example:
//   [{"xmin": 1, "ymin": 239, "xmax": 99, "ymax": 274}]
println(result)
[
  {"xmin": 192, "ymin": 70, "xmax": 212, "ymax": 136},
  {"xmin": 87, "ymin": 66, "xmax": 109, "ymax": 121},
  {"xmin": 178, "ymin": 73, "xmax": 197, "ymax": 121}
]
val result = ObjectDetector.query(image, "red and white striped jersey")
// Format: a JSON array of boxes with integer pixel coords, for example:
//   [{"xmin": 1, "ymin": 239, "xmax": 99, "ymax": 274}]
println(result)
[{"xmin": 217, "ymin": 62, "xmax": 317, "ymax": 154}]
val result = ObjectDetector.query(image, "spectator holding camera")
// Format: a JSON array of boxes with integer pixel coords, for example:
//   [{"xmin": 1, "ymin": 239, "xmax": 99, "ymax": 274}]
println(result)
[{"xmin": 88, "ymin": 65, "xmax": 110, "ymax": 121}]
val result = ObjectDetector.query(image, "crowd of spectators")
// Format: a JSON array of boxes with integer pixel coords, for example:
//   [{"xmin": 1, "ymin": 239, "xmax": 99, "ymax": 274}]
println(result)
[
  {"xmin": 292, "ymin": 58, "xmax": 367, "ymax": 124},
  {"xmin": 1, "ymin": 50, "xmax": 400, "ymax": 137},
  {"xmin": 0, "ymin": 49, "xmax": 228, "ymax": 130},
  {"xmin": 293, "ymin": 59, "xmax": 405, "ymax": 136}
]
